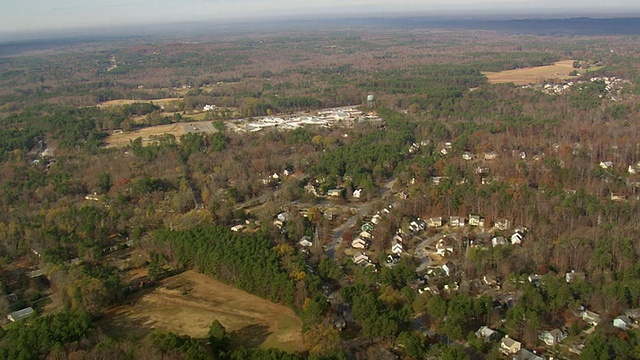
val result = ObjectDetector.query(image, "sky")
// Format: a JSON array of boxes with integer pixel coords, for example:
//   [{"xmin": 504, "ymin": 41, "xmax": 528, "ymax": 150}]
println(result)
[{"xmin": 1, "ymin": 0, "xmax": 640, "ymax": 37}]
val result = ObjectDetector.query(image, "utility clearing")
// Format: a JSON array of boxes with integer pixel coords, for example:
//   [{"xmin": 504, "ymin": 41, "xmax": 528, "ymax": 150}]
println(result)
[
  {"xmin": 483, "ymin": 60, "xmax": 579, "ymax": 85},
  {"xmin": 101, "ymin": 270, "xmax": 304, "ymax": 352}
]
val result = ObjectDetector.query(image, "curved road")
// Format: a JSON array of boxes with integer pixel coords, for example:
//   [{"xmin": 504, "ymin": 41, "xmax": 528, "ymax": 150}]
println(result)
[{"xmin": 326, "ymin": 178, "xmax": 397, "ymax": 259}]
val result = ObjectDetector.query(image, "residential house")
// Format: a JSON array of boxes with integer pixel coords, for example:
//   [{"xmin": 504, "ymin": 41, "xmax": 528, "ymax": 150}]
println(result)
[
  {"xmin": 449, "ymin": 216, "xmax": 465, "ymax": 227},
  {"xmin": 462, "ymin": 152, "xmax": 474, "ymax": 161},
  {"xmin": 351, "ymin": 238, "xmax": 368, "ymax": 249},
  {"xmin": 492, "ymin": 236, "xmax": 508, "ymax": 247},
  {"xmin": 500, "ymin": 336, "xmax": 522, "ymax": 355},
  {"xmin": 610, "ymin": 193, "xmax": 627, "ymax": 201},
  {"xmin": 409, "ymin": 220, "xmax": 426, "ymax": 232},
  {"xmin": 327, "ymin": 189, "xmax": 343, "ymax": 197},
  {"xmin": 475, "ymin": 326, "xmax": 501, "ymax": 342},
  {"xmin": 352, "ymin": 189, "xmax": 362, "ymax": 199},
  {"xmin": 392, "ymin": 234, "xmax": 404, "ymax": 244},
  {"xmin": 494, "ymin": 293, "xmax": 515, "ymax": 310},
  {"xmin": 444, "ymin": 282, "xmax": 459, "ymax": 292},
  {"xmin": 428, "ymin": 217, "xmax": 443, "ymax": 228},
  {"xmin": 565, "ymin": 270, "xmax": 586, "ymax": 283},
  {"xmin": 528, "ymin": 274, "xmax": 543, "ymax": 287},
  {"xmin": 469, "ymin": 214, "xmax": 485, "ymax": 227},
  {"xmin": 298, "ymin": 236, "xmax": 313, "ymax": 247},
  {"xmin": 582, "ymin": 310, "xmax": 601, "ymax": 326},
  {"xmin": 353, "ymin": 253, "xmax": 370, "ymax": 266},
  {"xmin": 599, "ymin": 161, "xmax": 614, "ymax": 169},
  {"xmin": 7, "ymin": 307, "xmax": 34, "ymax": 322},
  {"xmin": 386, "ymin": 254, "xmax": 401, "ymax": 266},
  {"xmin": 483, "ymin": 275, "xmax": 499, "ymax": 287},
  {"xmin": 514, "ymin": 349, "xmax": 545, "ymax": 360},
  {"xmin": 371, "ymin": 214, "xmax": 382, "ymax": 225},
  {"xmin": 475, "ymin": 166, "xmax": 489, "ymax": 176},
  {"xmin": 431, "ymin": 176, "xmax": 444, "ymax": 186},
  {"xmin": 391, "ymin": 241, "xmax": 404, "ymax": 255},
  {"xmin": 359, "ymin": 231, "xmax": 372, "ymax": 240},
  {"xmin": 436, "ymin": 239, "xmax": 454, "ymax": 257},
  {"xmin": 539, "ymin": 329, "xmax": 568, "ymax": 346},
  {"xmin": 495, "ymin": 219, "xmax": 510, "ymax": 231},
  {"xmin": 361, "ymin": 223, "xmax": 375, "ymax": 232},
  {"xmin": 442, "ymin": 261, "xmax": 456, "ymax": 277},
  {"xmin": 484, "ymin": 151, "xmax": 498, "ymax": 161},
  {"xmin": 230, "ymin": 224, "xmax": 245, "ymax": 232},
  {"xmin": 511, "ymin": 232, "xmax": 524, "ymax": 245},
  {"xmin": 628, "ymin": 163, "xmax": 640, "ymax": 174},
  {"xmin": 613, "ymin": 315, "xmax": 633, "ymax": 330}
]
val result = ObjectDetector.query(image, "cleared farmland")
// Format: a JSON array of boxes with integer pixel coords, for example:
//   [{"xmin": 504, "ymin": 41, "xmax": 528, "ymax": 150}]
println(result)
[
  {"xmin": 105, "ymin": 121, "xmax": 217, "ymax": 147},
  {"xmin": 483, "ymin": 60, "xmax": 579, "ymax": 85},
  {"xmin": 101, "ymin": 270, "xmax": 304, "ymax": 352}
]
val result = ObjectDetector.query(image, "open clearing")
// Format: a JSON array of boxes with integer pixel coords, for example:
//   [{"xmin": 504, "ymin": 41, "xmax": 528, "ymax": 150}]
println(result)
[
  {"xmin": 101, "ymin": 270, "xmax": 304, "ymax": 352},
  {"xmin": 98, "ymin": 98, "xmax": 183, "ymax": 108},
  {"xmin": 483, "ymin": 60, "xmax": 578, "ymax": 85},
  {"xmin": 105, "ymin": 121, "xmax": 217, "ymax": 148}
]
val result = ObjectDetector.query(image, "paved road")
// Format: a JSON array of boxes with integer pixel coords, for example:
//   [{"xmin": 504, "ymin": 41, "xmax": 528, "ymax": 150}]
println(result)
[
  {"xmin": 414, "ymin": 234, "xmax": 442, "ymax": 273},
  {"xmin": 326, "ymin": 178, "xmax": 397, "ymax": 259}
]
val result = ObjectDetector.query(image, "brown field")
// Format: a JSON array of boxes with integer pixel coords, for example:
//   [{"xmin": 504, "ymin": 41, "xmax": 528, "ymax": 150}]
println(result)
[
  {"xmin": 98, "ymin": 98, "xmax": 183, "ymax": 108},
  {"xmin": 483, "ymin": 60, "xmax": 578, "ymax": 85},
  {"xmin": 101, "ymin": 270, "xmax": 304, "ymax": 352},
  {"xmin": 105, "ymin": 121, "xmax": 217, "ymax": 147}
]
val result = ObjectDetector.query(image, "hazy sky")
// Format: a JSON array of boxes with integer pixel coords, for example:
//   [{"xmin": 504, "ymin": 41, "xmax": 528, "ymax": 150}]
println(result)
[{"xmin": 1, "ymin": 0, "xmax": 639, "ymax": 35}]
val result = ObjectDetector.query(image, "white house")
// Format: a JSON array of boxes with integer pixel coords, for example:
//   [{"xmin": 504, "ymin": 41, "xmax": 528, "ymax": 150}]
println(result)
[
  {"xmin": 371, "ymin": 214, "xmax": 382, "ymax": 225},
  {"xmin": 230, "ymin": 224, "xmax": 245, "ymax": 232},
  {"xmin": 409, "ymin": 220, "xmax": 426, "ymax": 232},
  {"xmin": 353, "ymin": 189, "xmax": 362, "ymax": 198},
  {"xmin": 391, "ymin": 241, "xmax": 404, "ymax": 254},
  {"xmin": 442, "ymin": 262, "xmax": 455, "ymax": 277},
  {"xmin": 599, "ymin": 161, "xmax": 614, "ymax": 169},
  {"xmin": 613, "ymin": 315, "xmax": 633, "ymax": 330},
  {"xmin": 511, "ymin": 232, "xmax": 524, "ymax": 245},
  {"xmin": 298, "ymin": 236, "xmax": 313, "ymax": 247},
  {"xmin": 359, "ymin": 231, "xmax": 372, "ymax": 240},
  {"xmin": 492, "ymin": 236, "xmax": 508, "ymax": 247}
]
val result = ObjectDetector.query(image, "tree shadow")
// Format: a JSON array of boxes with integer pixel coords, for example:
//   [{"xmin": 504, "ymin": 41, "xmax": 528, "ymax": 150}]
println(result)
[{"xmin": 231, "ymin": 324, "xmax": 272, "ymax": 348}]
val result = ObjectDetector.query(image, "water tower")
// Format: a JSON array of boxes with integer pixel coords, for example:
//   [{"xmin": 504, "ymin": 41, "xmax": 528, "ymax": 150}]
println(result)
[{"xmin": 366, "ymin": 94, "xmax": 376, "ymax": 108}]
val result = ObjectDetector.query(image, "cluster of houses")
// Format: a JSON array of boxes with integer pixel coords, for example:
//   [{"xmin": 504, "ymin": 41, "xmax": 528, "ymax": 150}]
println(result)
[{"xmin": 522, "ymin": 76, "xmax": 629, "ymax": 98}]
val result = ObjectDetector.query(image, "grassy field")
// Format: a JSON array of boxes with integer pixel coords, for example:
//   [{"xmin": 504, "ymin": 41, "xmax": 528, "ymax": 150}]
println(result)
[
  {"xmin": 98, "ymin": 98, "xmax": 183, "ymax": 108},
  {"xmin": 483, "ymin": 60, "xmax": 579, "ymax": 85},
  {"xmin": 100, "ymin": 270, "xmax": 304, "ymax": 352},
  {"xmin": 105, "ymin": 121, "xmax": 218, "ymax": 148}
]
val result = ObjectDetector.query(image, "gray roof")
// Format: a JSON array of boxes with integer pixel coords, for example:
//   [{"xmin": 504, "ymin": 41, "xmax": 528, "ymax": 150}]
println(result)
[{"xmin": 8, "ymin": 307, "xmax": 34, "ymax": 322}]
